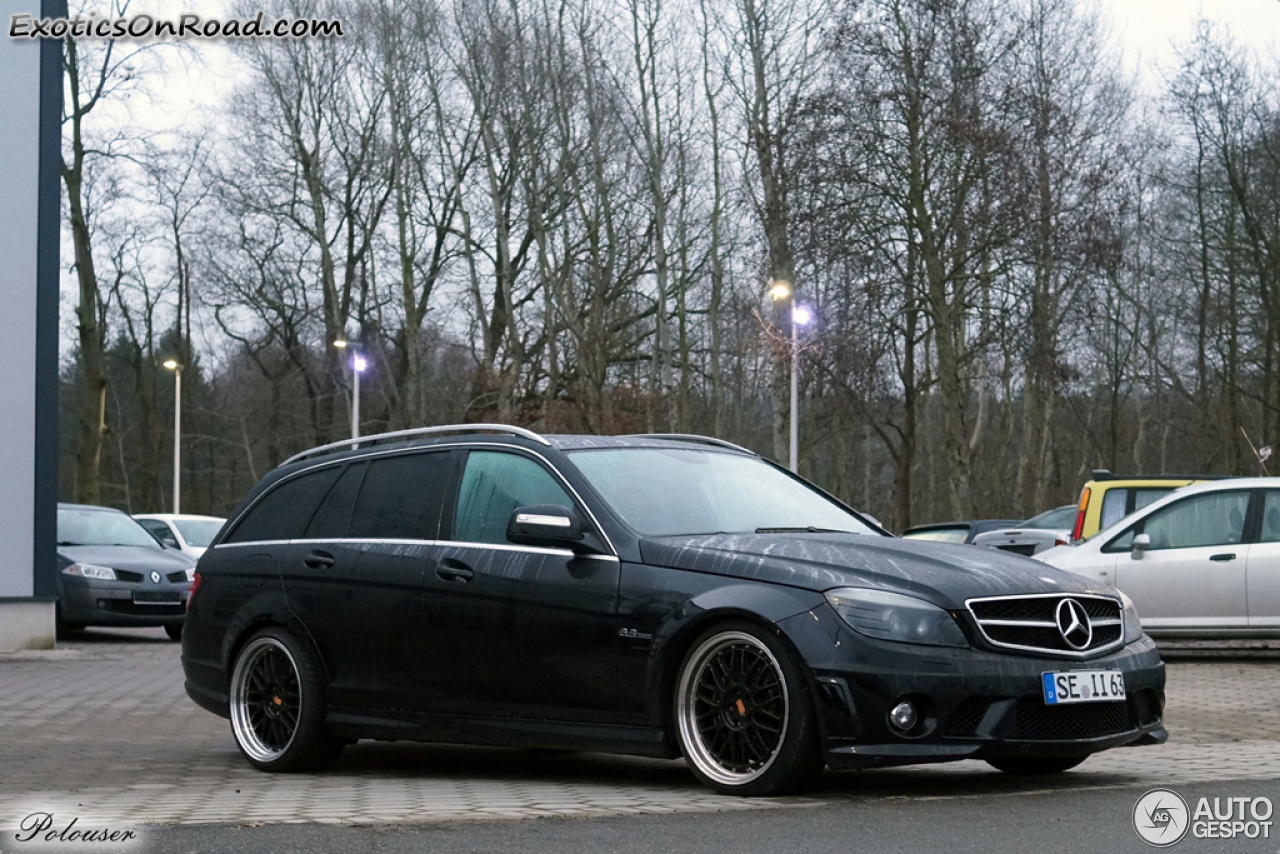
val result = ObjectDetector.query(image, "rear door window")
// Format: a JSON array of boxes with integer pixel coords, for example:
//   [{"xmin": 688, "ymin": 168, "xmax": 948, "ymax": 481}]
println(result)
[
  {"xmin": 348, "ymin": 452, "xmax": 454, "ymax": 540},
  {"xmin": 225, "ymin": 465, "xmax": 343, "ymax": 544},
  {"xmin": 1258, "ymin": 492, "xmax": 1280, "ymax": 543}
]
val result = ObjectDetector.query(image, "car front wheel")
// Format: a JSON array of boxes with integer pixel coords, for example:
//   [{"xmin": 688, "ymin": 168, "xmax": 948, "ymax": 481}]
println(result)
[
  {"xmin": 674, "ymin": 621, "xmax": 822, "ymax": 796},
  {"xmin": 228, "ymin": 627, "xmax": 344, "ymax": 772}
]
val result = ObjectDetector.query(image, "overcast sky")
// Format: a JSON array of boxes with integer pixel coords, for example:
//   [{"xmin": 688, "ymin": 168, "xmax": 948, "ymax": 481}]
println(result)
[
  {"xmin": 1105, "ymin": 0, "xmax": 1280, "ymax": 86},
  {"xmin": 132, "ymin": 0, "xmax": 1280, "ymax": 134}
]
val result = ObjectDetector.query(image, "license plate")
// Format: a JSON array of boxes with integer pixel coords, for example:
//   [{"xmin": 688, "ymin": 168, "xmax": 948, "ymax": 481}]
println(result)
[
  {"xmin": 1042, "ymin": 670, "xmax": 1126, "ymax": 705},
  {"xmin": 132, "ymin": 591, "xmax": 181, "ymax": 605}
]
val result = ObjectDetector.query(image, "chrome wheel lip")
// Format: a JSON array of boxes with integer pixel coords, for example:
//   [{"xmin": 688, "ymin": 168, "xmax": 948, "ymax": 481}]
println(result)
[
  {"xmin": 230, "ymin": 636, "xmax": 301, "ymax": 764},
  {"xmin": 675, "ymin": 630, "xmax": 789, "ymax": 788}
]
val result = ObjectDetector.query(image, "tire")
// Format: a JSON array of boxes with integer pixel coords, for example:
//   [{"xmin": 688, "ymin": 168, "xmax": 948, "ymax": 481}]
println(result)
[
  {"xmin": 986, "ymin": 755, "xmax": 1087, "ymax": 775},
  {"xmin": 673, "ymin": 620, "xmax": 823, "ymax": 796},
  {"xmin": 228, "ymin": 627, "xmax": 344, "ymax": 772},
  {"xmin": 54, "ymin": 601, "xmax": 84, "ymax": 640},
  {"xmin": 55, "ymin": 619, "xmax": 84, "ymax": 640},
  {"xmin": 164, "ymin": 622, "xmax": 183, "ymax": 642}
]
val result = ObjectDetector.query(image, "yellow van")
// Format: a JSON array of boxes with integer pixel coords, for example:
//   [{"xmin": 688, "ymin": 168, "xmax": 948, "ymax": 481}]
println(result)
[{"xmin": 1069, "ymin": 470, "xmax": 1219, "ymax": 542}]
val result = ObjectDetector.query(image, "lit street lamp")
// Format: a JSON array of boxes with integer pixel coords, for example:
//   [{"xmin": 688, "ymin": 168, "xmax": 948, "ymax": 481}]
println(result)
[
  {"xmin": 352, "ymin": 354, "xmax": 367, "ymax": 441},
  {"xmin": 333, "ymin": 338, "xmax": 366, "ymax": 441},
  {"xmin": 162, "ymin": 359, "xmax": 182, "ymax": 514},
  {"xmin": 769, "ymin": 282, "xmax": 813, "ymax": 473}
]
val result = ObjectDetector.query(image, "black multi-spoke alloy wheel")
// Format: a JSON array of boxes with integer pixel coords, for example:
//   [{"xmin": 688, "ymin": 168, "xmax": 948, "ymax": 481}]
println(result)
[
  {"xmin": 164, "ymin": 622, "xmax": 183, "ymax": 642},
  {"xmin": 674, "ymin": 621, "xmax": 822, "ymax": 796},
  {"xmin": 229, "ymin": 627, "xmax": 344, "ymax": 772},
  {"xmin": 986, "ymin": 755, "xmax": 1087, "ymax": 775}
]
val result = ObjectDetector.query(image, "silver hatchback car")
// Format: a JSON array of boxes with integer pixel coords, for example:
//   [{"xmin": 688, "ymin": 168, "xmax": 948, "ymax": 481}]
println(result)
[{"xmin": 1037, "ymin": 478, "xmax": 1280, "ymax": 637}]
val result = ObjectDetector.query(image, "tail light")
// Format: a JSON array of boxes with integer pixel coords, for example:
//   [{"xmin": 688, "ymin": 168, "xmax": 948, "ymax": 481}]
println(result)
[
  {"xmin": 1070, "ymin": 487, "xmax": 1090, "ymax": 542},
  {"xmin": 187, "ymin": 571, "xmax": 201, "ymax": 611}
]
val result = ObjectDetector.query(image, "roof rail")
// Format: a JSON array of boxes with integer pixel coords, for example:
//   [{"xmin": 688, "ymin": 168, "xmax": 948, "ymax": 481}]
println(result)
[
  {"xmin": 282, "ymin": 423, "xmax": 550, "ymax": 466},
  {"xmin": 623, "ymin": 433, "xmax": 756, "ymax": 455}
]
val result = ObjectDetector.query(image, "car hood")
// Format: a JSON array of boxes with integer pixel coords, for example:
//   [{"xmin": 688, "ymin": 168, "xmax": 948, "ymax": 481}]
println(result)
[
  {"xmin": 57, "ymin": 544, "xmax": 197, "ymax": 572},
  {"xmin": 638, "ymin": 533, "xmax": 1114, "ymax": 609}
]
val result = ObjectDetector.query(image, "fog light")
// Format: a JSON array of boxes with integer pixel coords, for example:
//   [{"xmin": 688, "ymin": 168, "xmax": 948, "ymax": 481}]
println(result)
[{"xmin": 889, "ymin": 701, "xmax": 918, "ymax": 733}]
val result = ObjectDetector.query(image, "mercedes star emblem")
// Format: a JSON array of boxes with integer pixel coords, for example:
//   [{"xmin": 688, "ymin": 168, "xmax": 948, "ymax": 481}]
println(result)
[{"xmin": 1055, "ymin": 598, "xmax": 1093, "ymax": 650}]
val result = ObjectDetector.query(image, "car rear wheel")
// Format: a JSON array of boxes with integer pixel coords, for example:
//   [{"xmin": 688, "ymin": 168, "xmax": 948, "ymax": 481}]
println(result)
[
  {"xmin": 674, "ymin": 621, "xmax": 822, "ymax": 796},
  {"xmin": 229, "ymin": 627, "xmax": 344, "ymax": 772},
  {"xmin": 986, "ymin": 755, "xmax": 1087, "ymax": 775}
]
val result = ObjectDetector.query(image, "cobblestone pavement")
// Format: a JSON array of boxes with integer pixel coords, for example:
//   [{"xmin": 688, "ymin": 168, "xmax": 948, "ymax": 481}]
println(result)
[{"xmin": 1, "ymin": 628, "xmax": 1277, "ymax": 830}]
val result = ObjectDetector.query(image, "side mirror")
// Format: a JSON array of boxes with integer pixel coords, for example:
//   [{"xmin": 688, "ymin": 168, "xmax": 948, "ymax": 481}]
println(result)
[
  {"xmin": 507, "ymin": 504, "xmax": 584, "ymax": 548},
  {"xmin": 161, "ymin": 536, "xmax": 180, "ymax": 549},
  {"xmin": 1131, "ymin": 533, "xmax": 1150, "ymax": 559}
]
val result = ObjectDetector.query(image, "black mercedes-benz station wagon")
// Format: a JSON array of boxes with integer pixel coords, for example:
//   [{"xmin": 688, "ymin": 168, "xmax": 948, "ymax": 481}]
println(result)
[{"xmin": 182, "ymin": 425, "xmax": 1166, "ymax": 795}]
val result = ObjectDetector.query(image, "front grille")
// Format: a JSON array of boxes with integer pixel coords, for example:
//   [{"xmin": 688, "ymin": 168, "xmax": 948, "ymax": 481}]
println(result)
[
  {"xmin": 1003, "ymin": 695, "xmax": 1131, "ymax": 740},
  {"xmin": 166, "ymin": 571, "xmax": 190, "ymax": 583},
  {"xmin": 943, "ymin": 697, "xmax": 991, "ymax": 737},
  {"xmin": 115, "ymin": 569, "xmax": 143, "ymax": 583},
  {"xmin": 967, "ymin": 594, "xmax": 1124, "ymax": 657}
]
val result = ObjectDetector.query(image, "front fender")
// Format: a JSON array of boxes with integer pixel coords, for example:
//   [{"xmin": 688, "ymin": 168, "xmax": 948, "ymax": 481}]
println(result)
[{"xmin": 642, "ymin": 582, "xmax": 826, "ymax": 725}]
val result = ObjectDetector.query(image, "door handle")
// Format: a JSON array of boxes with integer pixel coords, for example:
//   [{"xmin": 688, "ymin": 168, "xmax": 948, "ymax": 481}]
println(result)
[
  {"xmin": 436, "ymin": 559, "xmax": 474, "ymax": 582},
  {"xmin": 1209, "ymin": 553, "xmax": 1236, "ymax": 562},
  {"xmin": 304, "ymin": 550, "xmax": 336, "ymax": 569}
]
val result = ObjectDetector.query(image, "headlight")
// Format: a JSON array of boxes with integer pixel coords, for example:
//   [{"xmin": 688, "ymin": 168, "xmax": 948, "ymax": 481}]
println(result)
[
  {"xmin": 825, "ymin": 588, "xmax": 969, "ymax": 648},
  {"xmin": 1118, "ymin": 590, "xmax": 1144, "ymax": 643},
  {"xmin": 62, "ymin": 563, "xmax": 117, "ymax": 580},
  {"xmin": 185, "ymin": 567, "xmax": 196, "ymax": 583}
]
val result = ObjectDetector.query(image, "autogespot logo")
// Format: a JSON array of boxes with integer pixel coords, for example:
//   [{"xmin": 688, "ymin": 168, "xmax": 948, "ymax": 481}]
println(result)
[
  {"xmin": 1134, "ymin": 788, "xmax": 1190, "ymax": 847},
  {"xmin": 1134, "ymin": 788, "xmax": 1276, "ymax": 845}
]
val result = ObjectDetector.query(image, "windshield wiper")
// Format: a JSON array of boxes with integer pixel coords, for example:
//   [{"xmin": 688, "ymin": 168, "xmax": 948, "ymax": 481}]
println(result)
[
  {"xmin": 57, "ymin": 541, "xmax": 83, "ymax": 546},
  {"xmin": 754, "ymin": 526, "xmax": 847, "ymax": 534}
]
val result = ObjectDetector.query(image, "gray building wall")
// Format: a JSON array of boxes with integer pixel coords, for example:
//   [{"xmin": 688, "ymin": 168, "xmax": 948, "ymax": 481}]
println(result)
[
  {"xmin": 0, "ymin": 1, "xmax": 64, "ymax": 647},
  {"xmin": 0, "ymin": 16, "xmax": 44, "ymax": 599}
]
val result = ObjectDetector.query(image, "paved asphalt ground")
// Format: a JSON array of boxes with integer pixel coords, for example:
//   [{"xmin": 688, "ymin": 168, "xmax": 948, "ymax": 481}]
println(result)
[{"xmin": 1, "ymin": 628, "xmax": 1278, "ymax": 854}]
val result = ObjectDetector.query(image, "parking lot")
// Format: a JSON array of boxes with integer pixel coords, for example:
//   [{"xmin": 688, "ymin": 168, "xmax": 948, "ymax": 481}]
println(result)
[{"xmin": 1, "ymin": 628, "xmax": 1278, "ymax": 836}]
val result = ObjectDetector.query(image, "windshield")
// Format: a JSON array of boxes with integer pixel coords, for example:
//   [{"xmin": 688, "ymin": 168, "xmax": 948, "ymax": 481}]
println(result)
[
  {"xmin": 58, "ymin": 507, "xmax": 160, "ymax": 548},
  {"xmin": 567, "ymin": 448, "xmax": 878, "ymax": 538},
  {"xmin": 1020, "ymin": 506, "xmax": 1075, "ymax": 529},
  {"xmin": 174, "ymin": 519, "xmax": 224, "ymax": 548}
]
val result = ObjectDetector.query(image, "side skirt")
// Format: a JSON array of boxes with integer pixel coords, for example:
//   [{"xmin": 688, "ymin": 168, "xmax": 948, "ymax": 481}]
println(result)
[{"xmin": 325, "ymin": 708, "xmax": 680, "ymax": 759}]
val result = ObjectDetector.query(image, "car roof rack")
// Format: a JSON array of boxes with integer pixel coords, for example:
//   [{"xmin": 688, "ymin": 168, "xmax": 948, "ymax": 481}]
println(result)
[
  {"xmin": 282, "ymin": 423, "xmax": 551, "ymax": 466},
  {"xmin": 623, "ymin": 433, "xmax": 756, "ymax": 455}
]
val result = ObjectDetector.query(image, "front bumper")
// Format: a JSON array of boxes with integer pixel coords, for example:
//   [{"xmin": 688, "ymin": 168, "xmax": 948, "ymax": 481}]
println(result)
[
  {"xmin": 60, "ymin": 576, "xmax": 190, "ymax": 626},
  {"xmin": 780, "ymin": 605, "xmax": 1167, "ymax": 770}
]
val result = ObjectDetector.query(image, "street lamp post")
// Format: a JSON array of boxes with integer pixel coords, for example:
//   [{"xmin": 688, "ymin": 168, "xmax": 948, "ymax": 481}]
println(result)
[
  {"xmin": 769, "ymin": 283, "xmax": 812, "ymax": 473},
  {"xmin": 162, "ymin": 359, "xmax": 182, "ymax": 514},
  {"xmin": 352, "ymin": 354, "xmax": 366, "ymax": 441},
  {"xmin": 333, "ymin": 338, "xmax": 365, "ymax": 442}
]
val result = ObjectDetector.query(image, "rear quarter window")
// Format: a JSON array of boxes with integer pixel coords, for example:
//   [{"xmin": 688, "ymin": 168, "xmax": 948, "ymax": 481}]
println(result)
[{"xmin": 224, "ymin": 465, "xmax": 343, "ymax": 544}]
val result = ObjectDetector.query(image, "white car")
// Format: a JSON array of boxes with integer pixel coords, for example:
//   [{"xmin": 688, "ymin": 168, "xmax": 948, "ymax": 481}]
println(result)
[
  {"xmin": 1036, "ymin": 478, "xmax": 1280, "ymax": 637},
  {"xmin": 133, "ymin": 513, "xmax": 226, "ymax": 559},
  {"xmin": 971, "ymin": 505, "xmax": 1075, "ymax": 557}
]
